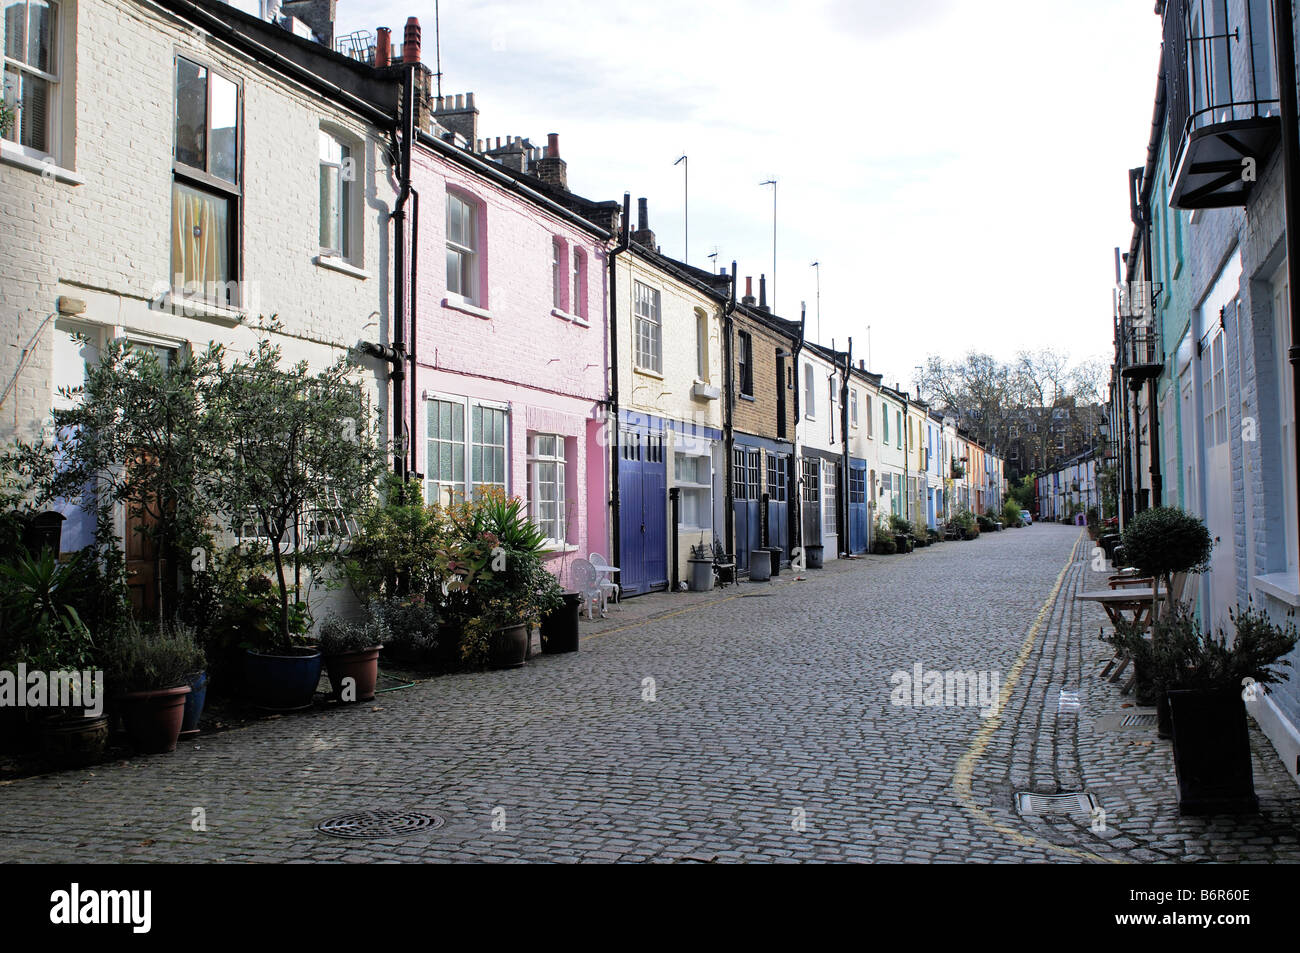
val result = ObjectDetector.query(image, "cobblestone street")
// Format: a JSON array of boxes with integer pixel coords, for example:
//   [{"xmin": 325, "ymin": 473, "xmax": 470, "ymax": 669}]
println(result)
[{"xmin": 2, "ymin": 523, "xmax": 1297, "ymax": 863}]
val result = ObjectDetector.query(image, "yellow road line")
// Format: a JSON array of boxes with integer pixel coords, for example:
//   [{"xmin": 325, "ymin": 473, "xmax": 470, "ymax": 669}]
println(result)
[{"xmin": 952, "ymin": 531, "xmax": 1124, "ymax": 863}]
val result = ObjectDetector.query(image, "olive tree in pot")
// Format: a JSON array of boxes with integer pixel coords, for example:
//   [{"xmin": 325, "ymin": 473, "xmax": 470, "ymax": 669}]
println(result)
[
  {"xmin": 318, "ymin": 610, "xmax": 388, "ymax": 703},
  {"xmin": 104, "ymin": 621, "xmax": 205, "ymax": 755},
  {"xmin": 1119, "ymin": 506, "xmax": 1212, "ymax": 623},
  {"xmin": 206, "ymin": 338, "xmax": 385, "ymax": 709}
]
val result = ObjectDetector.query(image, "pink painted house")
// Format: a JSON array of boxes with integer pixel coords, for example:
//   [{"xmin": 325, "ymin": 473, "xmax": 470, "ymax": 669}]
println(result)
[{"xmin": 410, "ymin": 95, "xmax": 619, "ymax": 587}]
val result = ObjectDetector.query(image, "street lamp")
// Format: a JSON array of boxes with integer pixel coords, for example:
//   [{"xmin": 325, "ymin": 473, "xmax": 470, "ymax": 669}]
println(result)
[
  {"xmin": 760, "ymin": 178, "xmax": 777, "ymax": 312},
  {"xmin": 675, "ymin": 154, "xmax": 688, "ymax": 264}
]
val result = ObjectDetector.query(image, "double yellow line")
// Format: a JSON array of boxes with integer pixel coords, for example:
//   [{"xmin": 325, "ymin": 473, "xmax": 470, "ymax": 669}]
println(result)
[{"xmin": 951, "ymin": 531, "xmax": 1125, "ymax": 863}]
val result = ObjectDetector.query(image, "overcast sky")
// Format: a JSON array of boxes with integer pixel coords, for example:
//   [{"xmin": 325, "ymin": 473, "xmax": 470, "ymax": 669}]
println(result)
[{"xmin": 320, "ymin": 0, "xmax": 1163, "ymax": 392}]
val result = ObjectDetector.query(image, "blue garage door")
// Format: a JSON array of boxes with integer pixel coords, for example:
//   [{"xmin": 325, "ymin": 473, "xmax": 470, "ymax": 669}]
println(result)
[
  {"xmin": 619, "ymin": 429, "xmax": 667, "ymax": 595},
  {"xmin": 849, "ymin": 463, "xmax": 869, "ymax": 553},
  {"xmin": 766, "ymin": 452, "xmax": 791, "ymax": 562},
  {"xmin": 732, "ymin": 446, "xmax": 762, "ymax": 573}
]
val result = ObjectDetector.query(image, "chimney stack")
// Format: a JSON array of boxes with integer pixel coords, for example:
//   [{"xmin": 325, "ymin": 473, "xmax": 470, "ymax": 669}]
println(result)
[
  {"xmin": 742, "ymin": 277, "xmax": 757, "ymax": 307},
  {"xmin": 375, "ymin": 26, "xmax": 391, "ymax": 67},
  {"xmin": 403, "ymin": 16, "xmax": 422, "ymax": 63},
  {"xmin": 536, "ymin": 132, "xmax": 568, "ymax": 191},
  {"xmin": 758, "ymin": 274, "xmax": 769, "ymax": 311},
  {"xmin": 433, "ymin": 91, "xmax": 478, "ymax": 145},
  {"xmin": 282, "ymin": 0, "xmax": 336, "ymax": 47},
  {"xmin": 631, "ymin": 197, "xmax": 656, "ymax": 247}
]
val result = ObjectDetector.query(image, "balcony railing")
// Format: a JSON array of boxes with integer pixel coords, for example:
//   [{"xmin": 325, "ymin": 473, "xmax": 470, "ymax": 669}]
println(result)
[
  {"xmin": 1165, "ymin": 0, "xmax": 1281, "ymax": 208},
  {"xmin": 1119, "ymin": 326, "xmax": 1164, "ymax": 381}
]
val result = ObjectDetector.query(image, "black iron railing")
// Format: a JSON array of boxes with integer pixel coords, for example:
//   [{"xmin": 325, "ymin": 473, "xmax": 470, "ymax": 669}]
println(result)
[
  {"xmin": 1165, "ymin": 0, "xmax": 1280, "ymax": 173},
  {"xmin": 1121, "ymin": 326, "xmax": 1162, "ymax": 368}
]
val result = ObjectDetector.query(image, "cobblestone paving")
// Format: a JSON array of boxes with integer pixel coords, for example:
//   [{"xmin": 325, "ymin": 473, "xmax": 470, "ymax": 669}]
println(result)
[{"xmin": 1, "ymin": 524, "xmax": 1297, "ymax": 862}]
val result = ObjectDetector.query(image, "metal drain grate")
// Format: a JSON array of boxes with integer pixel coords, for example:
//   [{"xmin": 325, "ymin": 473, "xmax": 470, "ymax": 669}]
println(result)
[
  {"xmin": 1120, "ymin": 712, "xmax": 1158, "ymax": 728},
  {"xmin": 315, "ymin": 810, "xmax": 444, "ymax": 839},
  {"xmin": 1014, "ymin": 791, "xmax": 1098, "ymax": 816}
]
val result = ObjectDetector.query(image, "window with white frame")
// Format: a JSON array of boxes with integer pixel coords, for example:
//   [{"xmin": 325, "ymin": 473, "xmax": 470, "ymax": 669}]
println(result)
[
  {"xmin": 425, "ymin": 397, "xmax": 507, "ymax": 506},
  {"xmin": 172, "ymin": 56, "xmax": 241, "ymax": 306},
  {"xmin": 804, "ymin": 363, "xmax": 815, "ymax": 418},
  {"xmin": 1204, "ymin": 327, "xmax": 1227, "ymax": 445},
  {"xmin": 850, "ymin": 389, "xmax": 858, "ymax": 428},
  {"xmin": 571, "ymin": 247, "xmax": 586, "ymax": 320},
  {"xmin": 2, "ymin": 0, "xmax": 58, "ymax": 157},
  {"xmin": 866, "ymin": 395, "xmax": 873, "ymax": 437},
  {"xmin": 551, "ymin": 238, "xmax": 563, "ymax": 309},
  {"xmin": 633, "ymin": 281, "xmax": 661, "ymax": 372},
  {"xmin": 319, "ymin": 130, "xmax": 353, "ymax": 260},
  {"xmin": 695, "ymin": 309, "xmax": 709, "ymax": 381},
  {"xmin": 446, "ymin": 191, "xmax": 479, "ymax": 304},
  {"xmin": 674, "ymin": 452, "xmax": 712, "ymax": 529},
  {"xmin": 528, "ymin": 433, "xmax": 567, "ymax": 544}
]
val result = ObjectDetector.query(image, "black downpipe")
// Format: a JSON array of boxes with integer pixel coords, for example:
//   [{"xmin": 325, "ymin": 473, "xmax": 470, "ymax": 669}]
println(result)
[
  {"xmin": 841, "ymin": 341, "xmax": 852, "ymax": 554},
  {"xmin": 608, "ymin": 194, "xmax": 631, "ymax": 571},
  {"xmin": 722, "ymin": 262, "xmax": 738, "ymax": 558},
  {"xmin": 408, "ymin": 187, "xmax": 420, "ymax": 477},
  {"xmin": 791, "ymin": 306, "xmax": 806, "ymax": 559},
  {"xmin": 1137, "ymin": 177, "xmax": 1162, "ymax": 508},
  {"xmin": 1273, "ymin": 0, "xmax": 1300, "ymax": 567},
  {"xmin": 390, "ymin": 68, "xmax": 414, "ymax": 478},
  {"xmin": 669, "ymin": 487, "xmax": 680, "ymax": 591}
]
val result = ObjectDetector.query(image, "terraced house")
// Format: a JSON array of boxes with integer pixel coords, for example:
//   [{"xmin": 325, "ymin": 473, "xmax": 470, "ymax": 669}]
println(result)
[
  {"xmin": 0, "ymin": 0, "xmax": 401, "ymax": 616},
  {"xmin": 1110, "ymin": 0, "xmax": 1300, "ymax": 785},
  {"xmin": 845, "ymin": 359, "xmax": 883, "ymax": 553}
]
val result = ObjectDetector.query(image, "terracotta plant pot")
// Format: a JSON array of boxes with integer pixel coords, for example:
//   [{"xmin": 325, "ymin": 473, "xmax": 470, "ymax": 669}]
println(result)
[
  {"xmin": 118, "ymin": 686, "xmax": 191, "ymax": 754},
  {"xmin": 39, "ymin": 712, "xmax": 109, "ymax": 766},
  {"xmin": 324, "ymin": 647, "xmax": 382, "ymax": 702},
  {"xmin": 490, "ymin": 624, "xmax": 529, "ymax": 669}
]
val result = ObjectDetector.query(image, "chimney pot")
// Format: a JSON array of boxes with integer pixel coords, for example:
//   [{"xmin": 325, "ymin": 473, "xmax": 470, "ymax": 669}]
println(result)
[
  {"xmin": 375, "ymin": 26, "xmax": 391, "ymax": 67},
  {"xmin": 759, "ymin": 274, "xmax": 768, "ymax": 310},
  {"xmin": 403, "ymin": 17, "xmax": 422, "ymax": 63},
  {"xmin": 547, "ymin": 133, "xmax": 559, "ymax": 158},
  {"xmin": 638, "ymin": 197, "xmax": 648, "ymax": 231}
]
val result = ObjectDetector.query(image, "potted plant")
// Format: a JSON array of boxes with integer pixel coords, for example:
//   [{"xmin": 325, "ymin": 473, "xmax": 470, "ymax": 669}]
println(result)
[
  {"xmin": 1143, "ymin": 603, "xmax": 1298, "ymax": 815},
  {"xmin": 889, "ymin": 515, "xmax": 914, "ymax": 553},
  {"xmin": 104, "ymin": 620, "xmax": 204, "ymax": 755},
  {"xmin": 236, "ymin": 574, "xmax": 321, "ymax": 710},
  {"xmin": 872, "ymin": 518, "xmax": 897, "ymax": 555},
  {"xmin": 1120, "ymin": 506, "xmax": 1213, "ymax": 622},
  {"xmin": 318, "ymin": 610, "xmax": 387, "ymax": 703},
  {"xmin": 371, "ymin": 595, "xmax": 440, "ymax": 667}
]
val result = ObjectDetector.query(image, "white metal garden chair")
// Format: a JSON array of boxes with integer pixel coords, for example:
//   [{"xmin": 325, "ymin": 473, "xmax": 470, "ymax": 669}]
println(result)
[
  {"xmin": 589, "ymin": 552, "xmax": 621, "ymax": 611},
  {"xmin": 571, "ymin": 558, "xmax": 604, "ymax": 620}
]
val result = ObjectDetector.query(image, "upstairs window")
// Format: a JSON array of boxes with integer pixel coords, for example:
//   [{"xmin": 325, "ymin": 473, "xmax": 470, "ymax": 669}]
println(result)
[
  {"xmin": 318, "ymin": 130, "xmax": 353, "ymax": 260},
  {"xmin": 446, "ymin": 191, "xmax": 479, "ymax": 304},
  {"xmin": 633, "ymin": 281, "xmax": 662, "ymax": 373},
  {"xmin": 850, "ymin": 389, "xmax": 858, "ymax": 428},
  {"xmin": 2, "ymin": 0, "xmax": 58, "ymax": 157},
  {"xmin": 171, "ymin": 56, "xmax": 241, "ymax": 307},
  {"xmin": 695, "ymin": 310, "xmax": 709, "ymax": 381},
  {"xmin": 866, "ymin": 395, "xmax": 873, "ymax": 437},
  {"xmin": 737, "ymin": 330, "xmax": 753, "ymax": 397},
  {"xmin": 552, "ymin": 238, "xmax": 563, "ymax": 309},
  {"xmin": 803, "ymin": 364, "xmax": 815, "ymax": 418},
  {"xmin": 571, "ymin": 247, "xmax": 586, "ymax": 321},
  {"xmin": 882, "ymin": 404, "xmax": 889, "ymax": 444}
]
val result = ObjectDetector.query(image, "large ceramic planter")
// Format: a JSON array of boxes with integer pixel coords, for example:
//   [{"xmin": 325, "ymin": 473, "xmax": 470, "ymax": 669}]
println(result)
[
  {"xmin": 179, "ymin": 671, "xmax": 208, "ymax": 738},
  {"xmin": 688, "ymin": 558, "xmax": 714, "ymax": 592},
  {"xmin": 540, "ymin": 591, "xmax": 582, "ymax": 654},
  {"xmin": 490, "ymin": 624, "xmax": 529, "ymax": 670},
  {"xmin": 749, "ymin": 550, "xmax": 772, "ymax": 581},
  {"xmin": 324, "ymin": 647, "xmax": 382, "ymax": 702},
  {"xmin": 39, "ymin": 712, "xmax": 109, "ymax": 766},
  {"xmin": 243, "ymin": 648, "xmax": 323, "ymax": 711},
  {"xmin": 1168, "ymin": 687, "xmax": 1259, "ymax": 815},
  {"xmin": 805, "ymin": 544, "xmax": 824, "ymax": 569},
  {"xmin": 118, "ymin": 686, "xmax": 191, "ymax": 754}
]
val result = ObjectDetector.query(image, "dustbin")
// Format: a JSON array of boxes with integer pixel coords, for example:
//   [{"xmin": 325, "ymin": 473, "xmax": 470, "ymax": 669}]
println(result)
[
  {"xmin": 540, "ymin": 591, "xmax": 582, "ymax": 653},
  {"xmin": 22, "ymin": 511, "xmax": 65, "ymax": 556},
  {"xmin": 767, "ymin": 547, "xmax": 781, "ymax": 577},
  {"xmin": 688, "ymin": 558, "xmax": 714, "ymax": 592},
  {"xmin": 805, "ymin": 544, "xmax": 824, "ymax": 569},
  {"xmin": 749, "ymin": 550, "xmax": 772, "ymax": 581}
]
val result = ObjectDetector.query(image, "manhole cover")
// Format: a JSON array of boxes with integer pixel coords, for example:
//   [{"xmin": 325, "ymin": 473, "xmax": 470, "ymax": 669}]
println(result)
[
  {"xmin": 1015, "ymin": 792, "xmax": 1098, "ymax": 816},
  {"xmin": 1120, "ymin": 712, "xmax": 1158, "ymax": 728},
  {"xmin": 315, "ymin": 810, "xmax": 444, "ymax": 839}
]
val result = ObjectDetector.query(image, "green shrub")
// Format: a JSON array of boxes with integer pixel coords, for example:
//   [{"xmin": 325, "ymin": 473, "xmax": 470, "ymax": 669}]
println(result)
[
  {"xmin": 318, "ymin": 610, "xmax": 389, "ymax": 656},
  {"xmin": 104, "ymin": 620, "xmax": 205, "ymax": 694},
  {"xmin": 1120, "ymin": 506, "xmax": 1212, "ymax": 590},
  {"xmin": 887, "ymin": 514, "xmax": 913, "ymax": 536},
  {"xmin": 371, "ymin": 596, "xmax": 440, "ymax": 663},
  {"xmin": 1001, "ymin": 499, "xmax": 1023, "ymax": 528}
]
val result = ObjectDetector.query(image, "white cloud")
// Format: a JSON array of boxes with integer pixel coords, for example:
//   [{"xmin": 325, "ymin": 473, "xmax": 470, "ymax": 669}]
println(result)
[{"xmin": 336, "ymin": 0, "xmax": 1160, "ymax": 388}]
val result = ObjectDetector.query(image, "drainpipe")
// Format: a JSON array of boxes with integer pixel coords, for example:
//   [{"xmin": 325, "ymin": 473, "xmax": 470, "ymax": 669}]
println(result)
[
  {"xmin": 792, "ymin": 305, "xmax": 806, "ymax": 560},
  {"xmin": 841, "ymin": 341, "xmax": 852, "ymax": 554},
  {"xmin": 1273, "ymin": 0, "xmax": 1300, "ymax": 571},
  {"xmin": 608, "ymin": 194, "xmax": 630, "ymax": 570},
  {"xmin": 722, "ymin": 261, "xmax": 738, "ymax": 557},
  {"xmin": 390, "ymin": 67, "xmax": 414, "ymax": 478},
  {"xmin": 669, "ymin": 487, "xmax": 680, "ymax": 591},
  {"xmin": 408, "ymin": 187, "xmax": 420, "ymax": 476},
  {"xmin": 1137, "ymin": 181, "xmax": 1162, "ymax": 509}
]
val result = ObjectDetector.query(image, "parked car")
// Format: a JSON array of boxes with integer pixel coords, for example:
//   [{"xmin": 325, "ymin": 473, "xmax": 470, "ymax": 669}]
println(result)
[{"xmin": 1020, "ymin": 509, "xmax": 1033, "ymax": 525}]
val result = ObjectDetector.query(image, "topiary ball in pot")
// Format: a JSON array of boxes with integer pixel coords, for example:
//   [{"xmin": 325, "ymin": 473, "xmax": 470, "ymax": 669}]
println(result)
[{"xmin": 1120, "ymin": 506, "xmax": 1212, "ymax": 591}]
